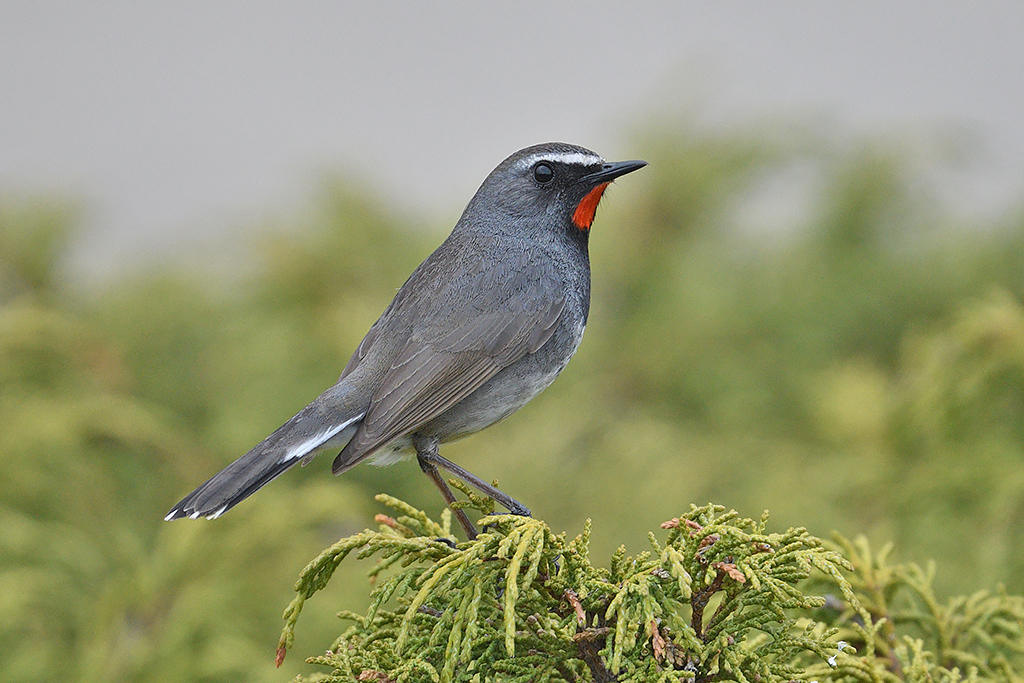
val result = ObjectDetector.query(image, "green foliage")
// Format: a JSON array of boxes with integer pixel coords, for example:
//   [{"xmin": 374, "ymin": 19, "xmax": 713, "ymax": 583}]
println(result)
[
  {"xmin": 281, "ymin": 496, "xmax": 850, "ymax": 682},
  {"xmin": 281, "ymin": 497, "xmax": 1024, "ymax": 683},
  {"xmin": 807, "ymin": 534, "xmax": 1024, "ymax": 683},
  {"xmin": 3, "ymin": 114, "xmax": 1024, "ymax": 682},
  {"xmin": 0, "ymin": 187, "xmax": 406, "ymax": 683},
  {"xmin": 0, "ymin": 197, "xmax": 79, "ymax": 297}
]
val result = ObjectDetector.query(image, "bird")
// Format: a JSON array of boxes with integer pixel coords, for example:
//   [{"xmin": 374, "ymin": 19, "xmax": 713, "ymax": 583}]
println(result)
[{"xmin": 165, "ymin": 142, "xmax": 646, "ymax": 538}]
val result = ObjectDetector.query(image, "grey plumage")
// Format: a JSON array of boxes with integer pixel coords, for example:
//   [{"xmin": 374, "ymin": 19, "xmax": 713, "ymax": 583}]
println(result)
[{"xmin": 165, "ymin": 143, "xmax": 645, "ymax": 531}]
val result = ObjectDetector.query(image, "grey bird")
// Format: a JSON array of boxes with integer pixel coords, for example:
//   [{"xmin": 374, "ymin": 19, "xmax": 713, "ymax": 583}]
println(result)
[{"xmin": 165, "ymin": 142, "xmax": 646, "ymax": 538}]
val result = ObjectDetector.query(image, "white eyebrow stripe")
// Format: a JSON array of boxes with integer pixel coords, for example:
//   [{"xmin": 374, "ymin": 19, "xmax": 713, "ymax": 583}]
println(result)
[{"xmin": 517, "ymin": 151, "xmax": 604, "ymax": 169}]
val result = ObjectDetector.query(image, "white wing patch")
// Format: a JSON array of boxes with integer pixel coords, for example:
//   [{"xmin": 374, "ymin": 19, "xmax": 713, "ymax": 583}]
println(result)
[{"xmin": 281, "ymin": 413, "xmax": 365, "ymax": 463}]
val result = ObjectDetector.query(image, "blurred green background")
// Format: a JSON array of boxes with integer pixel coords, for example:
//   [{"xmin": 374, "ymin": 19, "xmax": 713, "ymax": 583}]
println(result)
[{"xmin": 3, "ymin": 116, "xmax": 1024, "ymax": 682}]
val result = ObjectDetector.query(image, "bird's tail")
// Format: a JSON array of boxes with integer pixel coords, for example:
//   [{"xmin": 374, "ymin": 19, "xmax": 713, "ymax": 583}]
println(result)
[{"xmin": 165, "ymin": 387, "xmax": 365, "ymax": 520}]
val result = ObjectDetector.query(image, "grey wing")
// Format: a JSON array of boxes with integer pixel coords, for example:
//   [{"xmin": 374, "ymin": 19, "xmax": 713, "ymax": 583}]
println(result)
[{"xmin": 331, "ymin": 290, "xmax": 564, "ymax": 472}]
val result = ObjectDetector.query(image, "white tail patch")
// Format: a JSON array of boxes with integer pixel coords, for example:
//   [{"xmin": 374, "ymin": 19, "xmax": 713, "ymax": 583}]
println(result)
[{"xmin": 281, "ymin": 413, "xmax": 364, "ymax": 463}]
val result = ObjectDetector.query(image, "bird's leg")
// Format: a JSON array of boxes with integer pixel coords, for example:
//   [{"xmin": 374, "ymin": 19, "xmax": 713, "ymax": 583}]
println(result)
[
  {"xmin": 423, "ymin": 449, "xmax": 531, "ymax": 517},
  {"xmin": 415, "ymin": 437, "xmax": 478, "ymax": 540}
]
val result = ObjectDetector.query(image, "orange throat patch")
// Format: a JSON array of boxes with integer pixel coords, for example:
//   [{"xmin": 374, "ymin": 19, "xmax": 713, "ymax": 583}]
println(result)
[{"xmin": 572, "ymin": 183, "xmax": 609, "ymax": 230}]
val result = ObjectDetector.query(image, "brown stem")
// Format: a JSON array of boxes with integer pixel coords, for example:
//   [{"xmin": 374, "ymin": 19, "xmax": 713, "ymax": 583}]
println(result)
[
  {"xmin": 574, "ymin": 631, "xmax": 618, "ymax": 683},
  {"xmin": 564, "ymin": 589, "xmax": 618, "ymax": 681},
  {"xmin": 691, "ymin": 570, "xmax": 727, "ymax": 640},
  {"xmin": 564, "ymin": 589, "xmax": 587, "ymax": 627}
]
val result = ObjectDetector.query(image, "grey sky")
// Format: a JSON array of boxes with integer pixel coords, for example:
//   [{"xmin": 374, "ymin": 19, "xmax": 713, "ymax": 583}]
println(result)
[{"xmin": 2, "ymin": 2, "xmax": 1023, "ymax": 276}]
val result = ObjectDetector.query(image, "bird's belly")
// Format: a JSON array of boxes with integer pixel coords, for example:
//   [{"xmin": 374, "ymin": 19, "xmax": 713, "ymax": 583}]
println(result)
[
  {"xmin": 445, "ymin": 367, "xmax": 559, "ymax": 436},
  {"xmin": 363, "ymin": 367, "xmax": 557, "ymax": 467},
  {"xmin": 365, "ymin": 318, "xmax": 585, "ymax": 465},
  {"xmin": 425, "ymin": 319, "xmax": 585, "ymax": 442},
  {"xmin": 362, "ymin": 360, "xmax": 560, "ymax": 467}
]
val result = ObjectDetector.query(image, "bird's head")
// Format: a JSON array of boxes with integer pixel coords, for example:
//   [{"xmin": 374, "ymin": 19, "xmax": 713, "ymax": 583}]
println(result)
[{"xmin": 465, "ymin": 142, "xmax": 647, "ymax": 233}]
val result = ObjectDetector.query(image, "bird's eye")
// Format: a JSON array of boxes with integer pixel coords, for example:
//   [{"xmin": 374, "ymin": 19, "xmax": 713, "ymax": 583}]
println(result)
[{"xmin": 533, "ymin": 162, "xmax": 554, "ymax": 184}]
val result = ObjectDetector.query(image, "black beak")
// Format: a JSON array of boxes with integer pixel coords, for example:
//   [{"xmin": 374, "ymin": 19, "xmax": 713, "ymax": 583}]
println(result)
[{"xmin": 580, "ymin": 159, "xmax": 648, "ymax": 185}]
